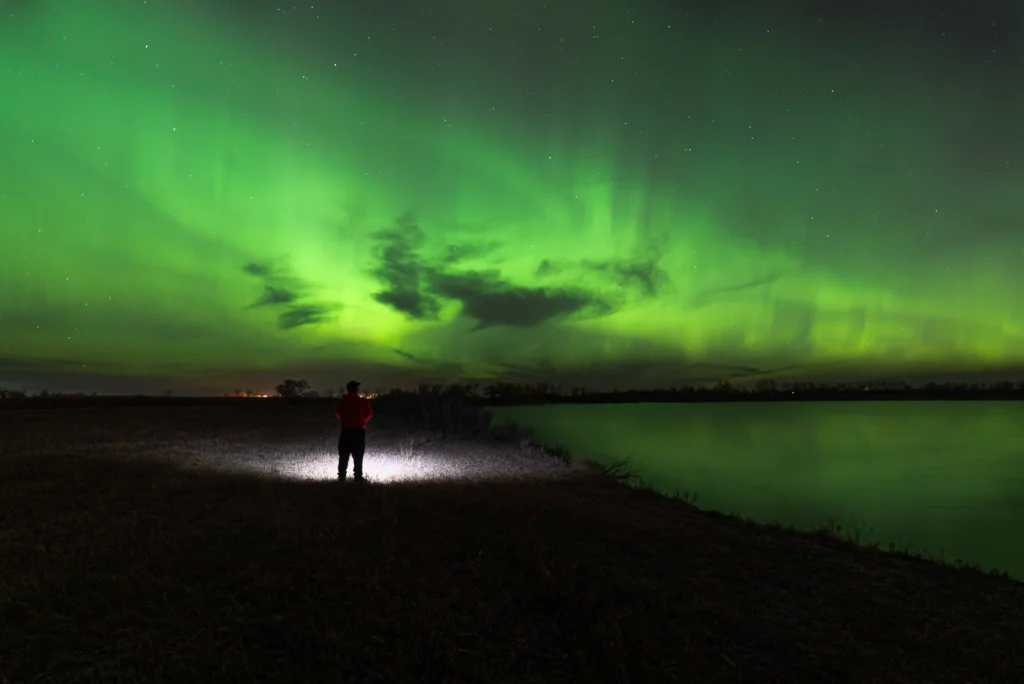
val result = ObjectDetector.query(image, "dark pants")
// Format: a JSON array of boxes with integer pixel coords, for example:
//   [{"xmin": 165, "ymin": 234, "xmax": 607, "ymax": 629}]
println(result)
[{"xmin": 338, "ymin": 428, "xmax": 366, "ymax": 479}]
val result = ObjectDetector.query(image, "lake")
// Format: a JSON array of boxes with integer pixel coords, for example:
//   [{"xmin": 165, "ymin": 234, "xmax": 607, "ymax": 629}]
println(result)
[{"xmin": 490, "ymin": 401, "xmax": 1024, "ymax": 578}]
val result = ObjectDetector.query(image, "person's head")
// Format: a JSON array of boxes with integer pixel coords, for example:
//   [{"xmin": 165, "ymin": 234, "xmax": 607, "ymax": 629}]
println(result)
[{"xmin": 345, "ymin": 380, "xmax": 361, "ymax": 394}]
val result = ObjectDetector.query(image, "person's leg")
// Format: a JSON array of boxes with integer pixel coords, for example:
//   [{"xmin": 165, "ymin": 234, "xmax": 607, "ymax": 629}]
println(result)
[
  {"xmin": 352, "ymin": 428, "xmax": 366, "ymax": 481},
  {"xmin": 338, "ymin": 430, "xmax": 350, "ymax": 479}
]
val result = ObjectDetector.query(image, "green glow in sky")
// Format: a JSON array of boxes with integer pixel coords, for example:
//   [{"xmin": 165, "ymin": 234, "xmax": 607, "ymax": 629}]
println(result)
[{"xmin": 2, "ymin": 1, "xmax": 1022, "ymax": 393}]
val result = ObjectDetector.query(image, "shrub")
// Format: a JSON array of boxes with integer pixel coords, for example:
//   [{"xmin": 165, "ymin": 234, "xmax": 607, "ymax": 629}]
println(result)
[{"xmin": 372, "ymin": 389, "xmax": 491, "ymax": 437}]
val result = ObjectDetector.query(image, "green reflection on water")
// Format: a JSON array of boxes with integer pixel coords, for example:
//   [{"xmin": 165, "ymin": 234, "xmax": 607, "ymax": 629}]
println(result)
[{"xmin": 492, "ymin": 401, "xmax": 1024, "ymax": 578}]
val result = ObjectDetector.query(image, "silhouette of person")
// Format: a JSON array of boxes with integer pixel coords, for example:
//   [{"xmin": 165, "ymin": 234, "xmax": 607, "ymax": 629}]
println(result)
[{"xmin": 336, "ymin": 380, "xmax": 373, "ymax": 482}]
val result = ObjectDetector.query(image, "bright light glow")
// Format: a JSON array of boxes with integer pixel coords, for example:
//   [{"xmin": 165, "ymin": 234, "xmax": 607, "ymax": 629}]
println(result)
[{"xmin": 271, "ymin": 449, "xmax": 460, "ymax": 483}]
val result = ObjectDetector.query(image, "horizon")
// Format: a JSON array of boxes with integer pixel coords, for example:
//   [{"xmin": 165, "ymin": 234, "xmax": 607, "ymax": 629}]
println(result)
[
  {"xmin": 4, "ymin": 375, "xmax": 1023, "ymax": 400},
  {"xmin": 2, "ymin": 1, "xmax": 1022, "ymax": 394},
  {"xmin": 4, "ymin": 365, "xmax": 1024, "ymax": 398}
]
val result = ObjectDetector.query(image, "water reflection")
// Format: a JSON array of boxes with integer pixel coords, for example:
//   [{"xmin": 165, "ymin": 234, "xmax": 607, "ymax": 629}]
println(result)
[{"xmin": 493, "ymin": 401, "xmax": 1024, "ymax": 578}]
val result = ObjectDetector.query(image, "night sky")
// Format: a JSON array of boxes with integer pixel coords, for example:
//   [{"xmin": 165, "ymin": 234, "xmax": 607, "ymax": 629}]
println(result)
[{"xmin": 2, "ymin": 0, "xmax": 1022, "ymax": 394}]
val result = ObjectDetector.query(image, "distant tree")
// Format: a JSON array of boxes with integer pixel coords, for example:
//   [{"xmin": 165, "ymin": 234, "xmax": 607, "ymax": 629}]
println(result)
[
  {"xmin": 417, "ymin": 383, "xmax": 444, "ymax": 396},
  {"xmin": 447, "ymin": 382, "xmax": 483, "ymax": 398},
  {"xmin": 754, "ymin": 379, "xmax": 777, "ymax": 393},
  {"xmin": 275, "ymin": 378, "xmax": 311, "ymax": 398}
]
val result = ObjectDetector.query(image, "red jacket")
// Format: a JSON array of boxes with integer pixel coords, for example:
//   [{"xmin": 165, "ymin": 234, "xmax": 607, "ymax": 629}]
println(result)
[{"xmin": 336, "ymin": 392, "xmax": 373, "ymax": 429}]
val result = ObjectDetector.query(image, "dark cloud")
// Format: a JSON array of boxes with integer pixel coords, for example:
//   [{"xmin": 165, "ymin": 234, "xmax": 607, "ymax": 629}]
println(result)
[
  {"xmin": 392, "ymin": 348, "xmax": 417, "ymax": 361},
  {"xmin": 430, "ymin": 270, "xmax": 608, "ymax": 328},
  {"xmin": 585, "ymin": 259, "xmax": 672, "ymax": 297},
  {"xmin": 535, "ymin": 259, "xmax": 562, "ymax": 277},
  {"xmin": 369, "ymin": 212, "xmax": 442, "ymax": 320},
  {"xmin": 242, "ymin": 260, "xmax": 336, "ymax": 330},
  {"xmin": 535, "ymin": 256, "xmax": 672, "ymax": 298},
  {"xmin": 373, "ymin": 288, "xmax": 440, "ymax": 320},
  {"xmin": 688, "ymin": 272, "xmax": 786, "ymax": 308},
  {"xmin": 442, "ymin": 242, "xmax": 495, "ymax": 264},
  {"xmin": 278, "ymin": 305, "xmax": 333, "ymax": 330},
  {"xmin": 242, "ymin": 262, "xmax": 272, "ymax": 278},
  {"xmin": 368, "ymin": 212, "xmax": 612, "ymax": 328},
  {"xmin": 255, "ymin": 286, "xmax": 298, "ymax": 306}
]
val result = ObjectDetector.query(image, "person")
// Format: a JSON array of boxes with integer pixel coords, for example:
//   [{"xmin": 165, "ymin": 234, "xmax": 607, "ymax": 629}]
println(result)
[{"xmin": 336, "ymin": 380, "xmax": 373, "ymax": 482}]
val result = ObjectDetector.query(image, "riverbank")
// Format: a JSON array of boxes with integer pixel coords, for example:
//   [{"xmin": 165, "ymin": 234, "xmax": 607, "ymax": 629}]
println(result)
[{"xmin": 2, "ymin": 404, "xmax": 1023, "ymax": 683}]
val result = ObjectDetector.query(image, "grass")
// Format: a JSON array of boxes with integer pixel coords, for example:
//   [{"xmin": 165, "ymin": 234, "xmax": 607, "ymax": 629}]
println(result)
[
  {"xmin": 372, "ymin": 391, "xmax": 494, "ymax": 439},
  {"xmin": 373, "ymin": 391, "xmax": 572, "ymax": 467},
  {"xmin": 2, "ymin": 402, "xmax": 1024, "ymax": 683}
]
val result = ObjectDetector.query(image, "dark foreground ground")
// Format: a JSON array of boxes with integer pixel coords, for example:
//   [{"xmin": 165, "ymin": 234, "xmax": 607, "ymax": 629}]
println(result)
[{"xmin": 1, "ymin": 405, "xmax": 1023, "ymax": 683}]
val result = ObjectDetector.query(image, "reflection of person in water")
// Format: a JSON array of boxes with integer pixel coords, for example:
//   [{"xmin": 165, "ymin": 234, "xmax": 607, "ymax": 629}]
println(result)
[{"xmin": 335, "ymin": 380, "xmax": 373, "ymax": 482}]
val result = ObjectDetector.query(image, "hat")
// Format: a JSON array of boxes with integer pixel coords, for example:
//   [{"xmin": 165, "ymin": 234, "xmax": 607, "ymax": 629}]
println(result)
[{"xmin": 346, "ymin": 380, "xmax": 361, "ymax": 392}]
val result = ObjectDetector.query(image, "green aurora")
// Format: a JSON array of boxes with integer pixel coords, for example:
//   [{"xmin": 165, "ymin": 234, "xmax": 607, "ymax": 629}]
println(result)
[{"xmin": 1, "ymin": 1, "xmax": 1022, "ymax": 393}]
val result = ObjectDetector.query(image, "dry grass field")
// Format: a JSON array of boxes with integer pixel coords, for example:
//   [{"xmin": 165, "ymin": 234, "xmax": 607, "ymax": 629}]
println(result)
[{"xmin": 2, "ymin": 400, "xmax": 1023, "ymax": 683}]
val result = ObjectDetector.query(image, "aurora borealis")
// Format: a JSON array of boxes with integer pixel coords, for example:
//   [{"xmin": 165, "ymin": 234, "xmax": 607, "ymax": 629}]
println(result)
[{"xmin": 2, "ymin": 0, "xmax": 1022, "ymax": 394}]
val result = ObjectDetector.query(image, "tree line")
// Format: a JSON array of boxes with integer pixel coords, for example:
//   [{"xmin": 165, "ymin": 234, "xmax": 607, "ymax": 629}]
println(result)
[
  {"xmin": 264, "ymin": 378, "xmax": 1024, "ymax": 403},
  {"xmin": 3, "ymin": 378, "xmax": 1022, "ymax": 404}
]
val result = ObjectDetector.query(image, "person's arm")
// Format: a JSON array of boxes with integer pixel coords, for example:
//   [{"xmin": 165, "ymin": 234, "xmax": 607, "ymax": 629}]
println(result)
[
  {"xmin": 363, "ymin": 398, "xmax": 373, "ymax": 423},
  {"xmin": 335, "ymin": 398, "xmax": 344, "ymax": 420}
]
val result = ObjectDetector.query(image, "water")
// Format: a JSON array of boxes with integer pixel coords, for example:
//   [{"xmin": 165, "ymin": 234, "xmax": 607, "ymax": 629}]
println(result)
[{"xmin": 491, "ymin": 401, "xmax": 1024, "ymax": 578}]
